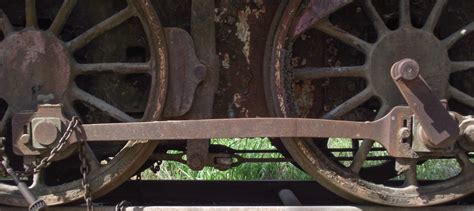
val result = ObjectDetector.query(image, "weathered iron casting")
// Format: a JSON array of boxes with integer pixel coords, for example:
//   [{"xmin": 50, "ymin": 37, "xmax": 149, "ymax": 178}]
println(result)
[{"xmin": 1, "ymin": 0, "xmax": 474, "ymax": 208}]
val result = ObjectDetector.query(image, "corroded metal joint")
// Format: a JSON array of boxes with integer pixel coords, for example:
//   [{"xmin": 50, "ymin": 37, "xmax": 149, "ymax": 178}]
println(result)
[{"xmin": 391, "ymin": 58, "xmax": 420, "ymax": 81}]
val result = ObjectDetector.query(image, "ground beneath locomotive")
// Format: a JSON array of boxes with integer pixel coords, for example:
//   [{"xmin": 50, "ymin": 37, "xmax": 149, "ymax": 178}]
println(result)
[
  {"xmin": 0, "ymin": 30, "xmax": 71, "ymax": 110},
  {"xmin": 368, "ymin": 27, "xmax": 450, "ymax": 107}
]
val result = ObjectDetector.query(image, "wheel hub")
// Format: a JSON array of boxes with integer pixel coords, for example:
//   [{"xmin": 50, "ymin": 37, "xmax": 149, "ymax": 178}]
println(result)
[
  {"xmin": 368, "ymin": 27, "xmax": 450, "ymax": 106},
  {"xmin": 0, "ymin": 30, "xmax": 71, "ymax": 110}
]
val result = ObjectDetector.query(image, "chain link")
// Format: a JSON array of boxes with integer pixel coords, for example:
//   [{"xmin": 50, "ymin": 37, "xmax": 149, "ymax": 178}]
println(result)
[{"xmin": 79, "ymin": 136, "xmax": 93, "ymax": 211}]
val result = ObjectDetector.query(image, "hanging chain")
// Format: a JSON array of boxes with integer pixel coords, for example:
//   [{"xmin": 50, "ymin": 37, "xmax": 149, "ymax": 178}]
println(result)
[
  {"xmin": 22, "ymin": 116, "xmax": 80, "ymax": 176},
  {"xmin": 0, "ymin": 116, "xmax": 80, "ymax": 211},
  {"xmin": 79, "ymin": 137, "xmax": 93, "ymax": 211}
]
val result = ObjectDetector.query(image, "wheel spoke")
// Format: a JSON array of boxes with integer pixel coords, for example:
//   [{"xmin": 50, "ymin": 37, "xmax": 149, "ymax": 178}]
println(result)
[
  {"xmin": 0, "ymin": 107, "xmax": 11, "ymax": 135},
  {"xmin": 322, "ymin": 88, "xmax": 374, "ymax": 119},
  {"xmin": 362, "ymin": 0, "xmax": 389, "ymax": 35},
  {"xmin": 349, "ymin": 140, "xmax": 374, "ymax": 174},
  {"xmin": 348, "ymin": 104, "xmax": 389, "ymax": 174},
  {"xmin": 403, "ymin": 161, "xmax": 418, "ymax": 186},
  {"xmin": 293, "ymin": 65, "xmax": 366, "ymax": 80},
  {"xmin": 314, "ymin": 19, "xmax": 372, "ymax": 53},
  {"xmin": 422, "ymin": 0, "xmax": 448, "ymax": 32},
  {"xmin": 70, "ymin": 87, "xmax": 136, "ymax": 122},
  {"xmin": 66, "ymin": 6, "xmax": 135, "ymax": 52},
  {"xmin": 74, "ymin": 62, "xmax": 151, "ymax": 75},
  {"xmin": 83, "ymin": 143, "xmax": 101, "ymax": 171},
  {"xmin": 0, "ymin": 10, "xmax": 14, "ymax": 35},
  {"xmin": 442, "ymin": 22, "xmax": 474, "ymax": 49},
  {"xmin": 451, "ymin": 61, "xmax": 474, "ymax": 73},
  {"xmin": 25, "ymin": 0, "xmax": 38, "ymax": 28},
  {"xmin": 49, "ymin": 0, "xmax": 77, "ymax": 35},
  {"xmin": 399, "ymin": 0, "xmax": 411, "ymax": 27},
  {"xmin": 448, "ymin": 86, "xmax": 474, "ymax": 108}
]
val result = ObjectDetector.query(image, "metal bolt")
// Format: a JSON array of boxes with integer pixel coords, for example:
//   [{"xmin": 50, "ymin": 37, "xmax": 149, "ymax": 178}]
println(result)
[
  {"xmin": 398, "ymin": 127, "xmax": 411, "ymax": 140},
  {"xmin": 187, "ymin": 154, "xmax": 205, "ymax": 171},
  {"xmin": 33, "ymin": 121, "xmax": 59, "ymax": 146},
  {"xmin": 391, "ymin": 58, "xmax": 420, "ymax": 81}
]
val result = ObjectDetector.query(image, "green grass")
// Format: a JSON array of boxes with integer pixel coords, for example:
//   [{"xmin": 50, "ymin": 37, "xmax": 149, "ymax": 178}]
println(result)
[
  {"xmin": 142, "ymin": 138, "xmax": 311, "ymax": 180},
  {"xmin": 141, "ymin": 138, "xmax": 463, "ymax": 181}
]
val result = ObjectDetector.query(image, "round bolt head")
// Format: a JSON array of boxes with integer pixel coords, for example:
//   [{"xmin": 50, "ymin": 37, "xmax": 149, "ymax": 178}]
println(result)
[
  {"xmin": 34, "ymin": 122, "xmax": 59, "ymax": 146},
  {"xmin": 391, "ymin": 58, "xmax": 420, "ymax": 81},
  {"xmin": 187, "ymin": 154, "xmax": 205, "ymax": 170}
]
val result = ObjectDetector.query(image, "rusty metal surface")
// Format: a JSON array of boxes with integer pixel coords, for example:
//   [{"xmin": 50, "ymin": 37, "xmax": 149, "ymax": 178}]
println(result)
[
  {"xmin": 214, "ymin": 0, "xmax": 279, "ymax": 119},
  {"xmin": 0, "ymin": 0, "xmax": 473, "ymax": 208}
]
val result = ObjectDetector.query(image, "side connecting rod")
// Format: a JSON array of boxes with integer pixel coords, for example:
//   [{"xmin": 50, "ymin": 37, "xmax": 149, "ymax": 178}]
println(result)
[
  {"xmin": 75, "ymin": 106, "xmax": 415, "ymax": 158},
  {"xmin": 82, "ymin": 118, "xmax": 382, "ymax": 141},
  {"xmin": 12, "ymin": 105, "xmax": 416, "ymax": 158}
]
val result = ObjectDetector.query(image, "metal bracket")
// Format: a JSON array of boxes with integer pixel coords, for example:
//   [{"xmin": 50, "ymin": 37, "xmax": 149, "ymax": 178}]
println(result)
[
  {"xmin": 163, "ymin": 27, "xmax": 207, "ymax": 118},
  {"xmin": 391, "ymin": 58, "xmax": 460, "ymax": 148}
]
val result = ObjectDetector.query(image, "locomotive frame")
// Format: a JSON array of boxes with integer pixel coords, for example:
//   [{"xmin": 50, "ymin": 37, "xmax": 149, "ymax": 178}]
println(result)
[{"xmin": 0, "ymin": 0, "xmax": 473, "ymax": 209}]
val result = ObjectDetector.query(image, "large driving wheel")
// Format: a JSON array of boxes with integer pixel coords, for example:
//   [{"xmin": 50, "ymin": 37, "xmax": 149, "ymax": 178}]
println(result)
[
  {"xmin": 0, "ymin": 0, "xmax": 167, "ymax": 206},
  {"xmin": 265, "ymin": 0, "xmax": 474, "ymax": 206}
]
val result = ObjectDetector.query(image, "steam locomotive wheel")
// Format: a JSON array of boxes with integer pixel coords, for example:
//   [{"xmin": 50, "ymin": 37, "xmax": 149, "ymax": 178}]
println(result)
[
  {"xmin": 265, "ymin": 0, "xmax": 474, "ymax": 206},
  {"xmin": 0, "ymin": 0, "xmax": 167, "ymax": 206}
]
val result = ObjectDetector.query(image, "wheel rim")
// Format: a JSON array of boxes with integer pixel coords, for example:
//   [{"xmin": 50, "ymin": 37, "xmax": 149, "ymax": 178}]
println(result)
[
  {"xmin": 265, "ymin": 0, "xmax": 474, "ymax": 206},
  {"xmin": 0, "ymin": 0, "xmax": 167, "ymax": 206}
]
